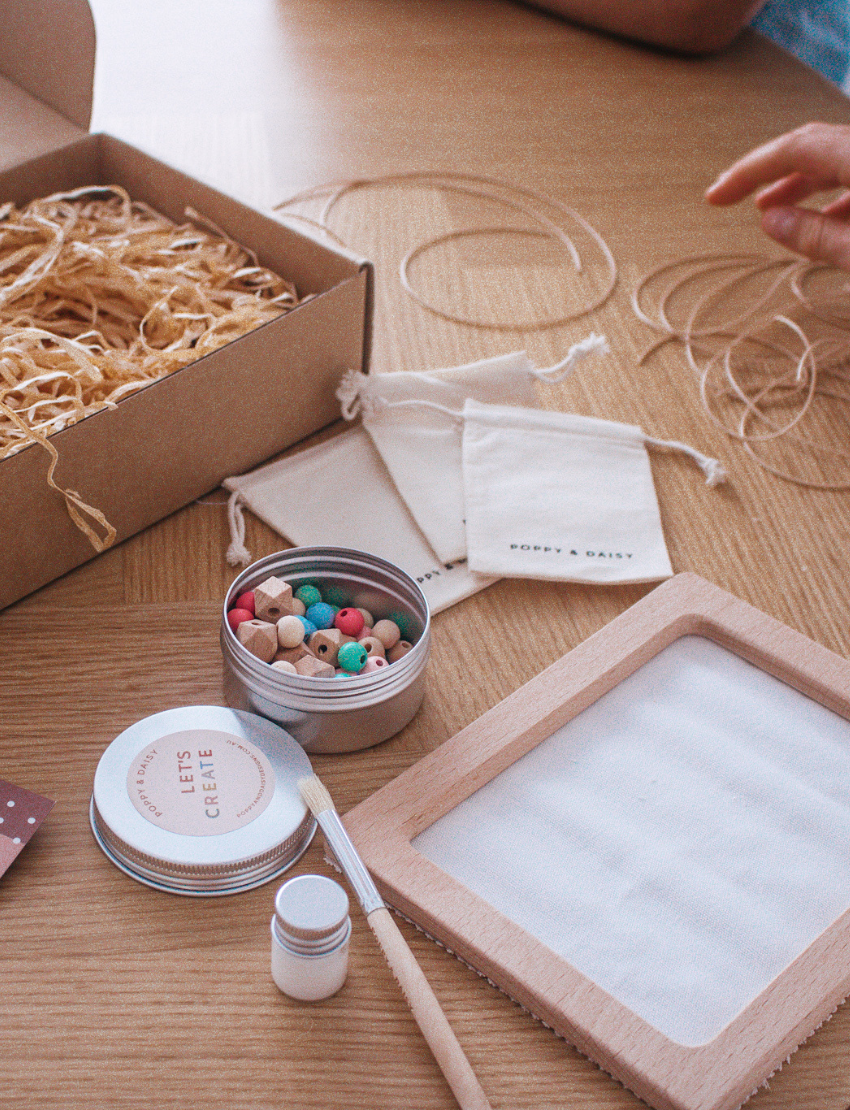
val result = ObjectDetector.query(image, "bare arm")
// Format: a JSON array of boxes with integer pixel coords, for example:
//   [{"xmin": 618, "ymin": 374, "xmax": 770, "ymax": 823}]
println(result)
[
  {"xmin": 527, "ymin": 0, "xmax": 767, "ymax": 53},
  {"xmin": 706, "ymin": 123, "xmax": 850, "ymax": 270}
]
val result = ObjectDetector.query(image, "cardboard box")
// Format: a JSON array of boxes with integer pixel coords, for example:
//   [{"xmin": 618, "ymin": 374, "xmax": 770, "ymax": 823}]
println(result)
[{"xmin": 0, "ymin": 0, "xmax": 373, "ymax": 609}]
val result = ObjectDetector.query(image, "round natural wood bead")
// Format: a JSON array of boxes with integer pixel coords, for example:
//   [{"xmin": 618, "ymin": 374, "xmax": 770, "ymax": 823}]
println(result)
[
  {"xmin": 236, "ymin": 619, "xmax": 278, "ymax": 663},
  {"xmin": 254, "ymin": 576, "xmax": 295, "ymax": 622},
  {"xmin": 271, "ymin": 660, "xmax": 298, "ymax": 674},
  {"xmin": 358, "ymin": 635, "xmax": 386, "ymax": 659},
  {"xmin": 372, "ymin": 619, "xmax": 401, "ymax": 649},
  {"xmin": 277, "ymin": 614, "xmax": 307, "ymax": 649},
  {"xmin": 356, "ymin": 608, "xmax": 374, "ymax": 627},
  {"xmin": 387, "ymin": 639, "xmax": 413, "ymax": 663}
]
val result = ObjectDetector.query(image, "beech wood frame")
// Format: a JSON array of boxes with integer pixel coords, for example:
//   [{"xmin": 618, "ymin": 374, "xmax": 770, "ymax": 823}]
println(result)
[{"xmin": 343, "ymin": 573, "xmax": 850, "ymax": 1110}]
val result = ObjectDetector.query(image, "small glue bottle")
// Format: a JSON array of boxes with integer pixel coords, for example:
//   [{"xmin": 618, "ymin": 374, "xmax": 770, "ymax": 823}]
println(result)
[{"xmin": 271, "ymin": 873, "xmax": 351, "ymax": 1001}]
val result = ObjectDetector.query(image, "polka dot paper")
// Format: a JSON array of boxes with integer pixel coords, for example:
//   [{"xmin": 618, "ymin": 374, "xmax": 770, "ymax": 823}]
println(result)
[{"xmin": 0, "ymin": 779, "xmax": 54, "ymax": 878}]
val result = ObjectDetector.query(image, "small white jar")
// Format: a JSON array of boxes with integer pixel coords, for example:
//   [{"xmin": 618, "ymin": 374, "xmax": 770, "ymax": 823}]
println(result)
[{"xmin": 271, "ymin": 874, "xmax": 351, "ymax": 1001}]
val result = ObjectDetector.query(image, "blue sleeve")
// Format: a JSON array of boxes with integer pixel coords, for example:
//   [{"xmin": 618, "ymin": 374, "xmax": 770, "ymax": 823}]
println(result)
[{"xmin": 751, "ymin": 0, "xmax": 850, "ymax": 86}]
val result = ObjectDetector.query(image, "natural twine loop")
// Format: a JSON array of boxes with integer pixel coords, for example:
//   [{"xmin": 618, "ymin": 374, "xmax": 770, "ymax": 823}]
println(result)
[
  {"xmin": 274, "ymin": 170, "xmax": 617, "ymax": 330},
  {"xmin": 632, "ymin": 253, "xmax": 850, "ymax": 489}
]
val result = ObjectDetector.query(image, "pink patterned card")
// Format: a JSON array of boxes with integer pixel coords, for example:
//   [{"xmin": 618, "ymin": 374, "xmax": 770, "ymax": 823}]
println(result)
[{"xmin": 0, "ymin": 779, "xmax": 55, "ymax": 877}]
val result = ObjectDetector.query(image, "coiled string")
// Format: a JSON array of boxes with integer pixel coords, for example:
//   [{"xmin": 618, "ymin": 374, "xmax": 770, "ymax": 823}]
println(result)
[
  {"xmin": 274, "ymin": 171, "xmax": 617, "ymax": 331},
  {"xmin": 632, "ymin": 254, "xmax": 850, "ymax": 489}
]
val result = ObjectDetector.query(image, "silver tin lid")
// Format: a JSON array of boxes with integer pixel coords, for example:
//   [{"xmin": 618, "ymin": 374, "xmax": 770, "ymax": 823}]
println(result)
[{"xmin": 90, "ymin": 706, "xmax": 315, "ymax": 896}]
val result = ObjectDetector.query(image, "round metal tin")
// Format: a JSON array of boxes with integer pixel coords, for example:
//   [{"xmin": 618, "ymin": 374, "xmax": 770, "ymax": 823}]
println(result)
[
  {"xmin": 221, "ymin": 548, "xmax": 431, "ymax": 754},
  {"xmin": 90, "ymin": 706, "xmax": 315, "ymax": 896}
]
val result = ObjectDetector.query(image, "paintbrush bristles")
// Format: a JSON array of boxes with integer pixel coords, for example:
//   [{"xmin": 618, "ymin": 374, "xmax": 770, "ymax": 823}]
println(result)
[{"xmin": 298, "ymin": 774, "xmax": 335, "ymax": 816}]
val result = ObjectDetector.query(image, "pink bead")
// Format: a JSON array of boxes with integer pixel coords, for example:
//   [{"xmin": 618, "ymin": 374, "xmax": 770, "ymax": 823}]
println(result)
[
  {"xmin": 334, "ymin": 607, "xmax": 365, "ymax": 637},
  {"xmin": 363, "ymin": 657, "xmax": 389, "ymax": 673},
  {"xmin": 233, "ymin": 591, "xmax": 255, "ymax": 615},
  {"xmin": 227, "ymin": 607, "xmax": 254, "ymax": 632}
]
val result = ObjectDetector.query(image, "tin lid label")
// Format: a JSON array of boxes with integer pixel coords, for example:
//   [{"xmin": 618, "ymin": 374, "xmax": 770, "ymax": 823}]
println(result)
[{"xmin": 127, "ymin": 729, "xmax": 276, "ymax": 836}]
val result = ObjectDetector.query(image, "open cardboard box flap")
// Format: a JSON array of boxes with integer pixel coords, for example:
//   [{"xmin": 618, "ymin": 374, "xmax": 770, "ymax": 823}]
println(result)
[{"xmin": 0, "ymin": 0, "xmax": 373, "ymax": 609}]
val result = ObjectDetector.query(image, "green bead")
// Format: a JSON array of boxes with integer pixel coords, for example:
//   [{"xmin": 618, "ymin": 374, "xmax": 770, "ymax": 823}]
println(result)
[
  {"xmin": 295, "ymin": 584, "xmax": 322, "ymax": 608},
  {"xmin": 338, "ymin": 641, "xmax": 367, "ymax": 673},
  {"xmin": 323, "ymin": 584, "xmax": 350, "ymax": 609},
  {"xmin": 387, "ymin": 610, "xmax": 414, "ymax": 640}
]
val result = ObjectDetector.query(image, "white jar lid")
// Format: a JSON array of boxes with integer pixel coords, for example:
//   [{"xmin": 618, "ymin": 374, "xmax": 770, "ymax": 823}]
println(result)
[
  {"xmin": 274, "ymin": 873, "xmax": 350, "ymax": 941},
  {"xmin": 90, "ymin": 706, "xmax": 315, "ymax": 896}
]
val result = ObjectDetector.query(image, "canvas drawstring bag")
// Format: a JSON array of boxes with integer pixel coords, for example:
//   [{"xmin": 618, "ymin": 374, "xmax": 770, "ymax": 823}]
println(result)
[
  {"xmin": 337, "ymin": 335, "xmax": 610, "ymax": 563},
  {"xmin": 223, "ymin": 426, "xmax": 496, "ymax": 614},
  {"xmin": 460, "ymin": 399, "xmax": 724, "ymax": 583}
]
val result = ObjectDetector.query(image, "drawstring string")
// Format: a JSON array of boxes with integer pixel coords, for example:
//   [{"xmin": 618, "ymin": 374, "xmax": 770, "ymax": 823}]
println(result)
[
  {"xmin": 643, "ymin": 435, "xmax": 727, "ymax": 486},
  {"xmin": 533, "ymin": 333, "xmax": 610, "ymax": 381},
  {"xmin": 226, "ymin": 490, "xmax": 252, "ymax": 566}
]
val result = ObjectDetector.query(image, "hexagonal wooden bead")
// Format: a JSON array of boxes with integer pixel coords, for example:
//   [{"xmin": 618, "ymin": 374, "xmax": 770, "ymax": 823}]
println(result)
[
  {"xmin": 294, "ymin": 654, "xmax": 336, "ymax": 678},
  {"xmin": 274, "ymin": 643, "xmax": 315, "ymax": 666},
  {"xmin": 358, "ymin": 635, "xmax": 386, "ymax": 659},
  {"xmin": 254, "ymin": 576, "xmax": 294, "ymax": 622},
  {"xmin": 236, "ymin": 619, "xmax": 278, "ymax": 663},
  {"xmin": 308, "ymin": 627, "xmax": 353, "ymax": 667}
]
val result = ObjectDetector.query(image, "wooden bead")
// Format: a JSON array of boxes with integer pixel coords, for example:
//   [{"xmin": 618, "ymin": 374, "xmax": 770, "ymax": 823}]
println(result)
[
  {"xmin": 305, "ymin": 602, "xmax": 335, "ymax": 630},
  {"xmin": 358, "ymin": 635, "xmax": 386, "ymax": 659},
  {"xmin": 236, "ymin": 619, "xmax": 278, "ymax": 663},
  {"xmin": 338, "ymin": 641, "xmax": 368, "ymax": 673},
  {"xmin": 372, "ymin": 619, "xmax": 401, "ymax": 649},
  {"xmin": 294, "ymin": 584, "xmax": 322, "ymax": 608},
  {"xmin": 290, "ymin": 597, "xmax": 306, "ymax": 617},
  {"xmin": 271, "ymin": 660, "xmax": 298, "ymax": 674},
  {"xmin": 363, "ymin": 656, "xmax": 389, "ymax": 673},
  {"xmin": 308, "ymin": 628, "xmax": 353, "ymax": 667},
  {"xmin": 356, "ymin": 608, "xmax": 374, "ymax": 627},
  {"xmin": 334, "ymin": 607, "xmax": 365, "ymax": 637},
  {"xmin": 277, "ymin": 614, "xmax": 307, "ymax": 649},
  {"xmin": 387, "ymin": 640, "xmax": 413, "ymax": 663},
  {"xmin": 294, "ymin": 654, "xmax": 336, "ymax": 678},
  {"xmin": 254, "ymin": 576, "xmax": 294, "ymax": 622},
  {"xmin": 274, "ymin": 643, "xmax": 315, "ymax": 665},
  {"xmin": 233, "ymin": 590, "xmax": 255, "ymax": 615},
  {"xmin": 227, "ymin": 607, "xmax": 253, "ymax": 632}
]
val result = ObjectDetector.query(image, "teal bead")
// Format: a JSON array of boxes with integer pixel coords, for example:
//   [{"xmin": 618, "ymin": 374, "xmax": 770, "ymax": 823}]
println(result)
[
  {"xmin": 306, "ymin": 602, "xmax": 335, "ymax": 630},
  {"xmin": 297, "ymin": 616, "xmax": 317, "ymax": 639},
  {"xmin": 295, "ymin": 584, "xmax": 322, "ymax": 607},
  {"xmin": 338, "ymin": 641, "xmax": 368, "ymax": 673}
]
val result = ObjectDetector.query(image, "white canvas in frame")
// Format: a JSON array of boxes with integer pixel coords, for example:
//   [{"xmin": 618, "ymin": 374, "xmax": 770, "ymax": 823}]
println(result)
[{"xmin": 343, "ymin": 574, "xmax": 850, "ymax": 1110}]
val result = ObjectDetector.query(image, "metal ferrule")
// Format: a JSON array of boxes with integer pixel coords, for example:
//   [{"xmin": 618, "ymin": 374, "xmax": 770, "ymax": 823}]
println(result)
[{"xmin": 316, "ymin": 808, "xmax": 385, "ymax": 916}]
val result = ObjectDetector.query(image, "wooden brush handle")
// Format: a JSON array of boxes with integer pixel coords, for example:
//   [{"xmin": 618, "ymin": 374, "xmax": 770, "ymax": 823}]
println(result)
[{"xmin": 367, "ymin": 907, "xmax": 493, "ymax": 1110}]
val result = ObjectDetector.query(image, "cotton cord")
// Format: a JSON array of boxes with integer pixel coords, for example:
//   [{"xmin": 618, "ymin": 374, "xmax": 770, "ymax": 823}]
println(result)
[
  {"xmin": 275, "ymin": 171, "xmax": 617, "ymax": 330},
  {"xmin": 633, "ymin": 253, "xmax": 850, "ymax": 489},
  {"xmin": 642, "ymin": 434, "xmax": 727, "ymax": 486},
  {"xmin": 534, "ymin": 333, "xmax": 610, "ymax": 381},
  {"xmin": 226, "ymin": 490, "xmax": 252, "ymax": 567}
]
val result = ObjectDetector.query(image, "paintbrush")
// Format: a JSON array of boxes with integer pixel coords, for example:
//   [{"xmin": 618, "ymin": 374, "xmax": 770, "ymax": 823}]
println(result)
[{"xmin": 299, "ymin": 773, "xmax": 493, "ymax": 1110}]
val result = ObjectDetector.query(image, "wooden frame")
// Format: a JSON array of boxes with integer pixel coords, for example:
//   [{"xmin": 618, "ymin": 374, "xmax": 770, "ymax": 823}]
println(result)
[{"xmin": 343, "ymin": 573, "xmax": 850, "ymax": 1110}]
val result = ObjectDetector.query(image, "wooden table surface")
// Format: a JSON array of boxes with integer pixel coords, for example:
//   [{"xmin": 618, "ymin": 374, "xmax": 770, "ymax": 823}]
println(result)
[{"xmin": 3, "ymin": 2, "xmax": 850, "ymax": 1108}]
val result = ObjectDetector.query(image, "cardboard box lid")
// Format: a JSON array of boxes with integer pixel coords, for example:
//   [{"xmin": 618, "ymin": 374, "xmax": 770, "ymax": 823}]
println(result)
[{"xmin": 0, "ymin": 0, "xmax": 94, "ymax": 170}]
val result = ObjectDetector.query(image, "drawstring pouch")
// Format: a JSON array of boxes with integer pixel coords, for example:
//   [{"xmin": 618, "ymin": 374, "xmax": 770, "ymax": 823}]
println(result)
[
  {"xmin": 461, "ymin": 398, "xmax": 725, "ymax": 583},
  {"xmin": 337, "ymin": 335, "xmax": 609, "ymax": 563},
  {"xmin": 223, "ymin": 426, "xmax": 496, "ymax": 615}
]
